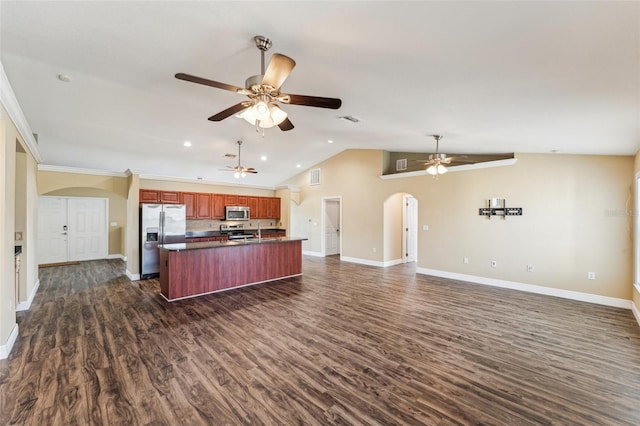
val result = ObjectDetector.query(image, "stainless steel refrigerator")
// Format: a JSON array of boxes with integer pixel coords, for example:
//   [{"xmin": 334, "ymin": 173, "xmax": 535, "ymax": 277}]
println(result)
[{"xmin": 140, "ymin": 203, "xmax": 186, "ymax": 278}]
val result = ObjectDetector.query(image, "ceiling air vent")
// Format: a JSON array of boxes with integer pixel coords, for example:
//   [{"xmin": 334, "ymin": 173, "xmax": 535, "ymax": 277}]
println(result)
[
  {"xmin": 396, "ymin": 158, "xmax": 407, "ymax": 171},
  {"xmin": 309, "ymin": 168, "xmax": 321, "ymax": 186}
]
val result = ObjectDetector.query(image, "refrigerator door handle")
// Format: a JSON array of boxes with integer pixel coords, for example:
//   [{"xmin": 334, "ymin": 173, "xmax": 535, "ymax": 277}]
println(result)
[{"xmin": 159, "ymin": 211, "xmax": 165, "ymax": 245}]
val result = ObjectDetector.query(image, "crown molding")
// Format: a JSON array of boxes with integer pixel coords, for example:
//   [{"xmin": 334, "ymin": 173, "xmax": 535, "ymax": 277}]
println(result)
[
  {"xmin": 0, "ymin": 61, "xmax": 42, "ymax": 163},
  {"xmin": 38, "ymin": 164, "xmax": 129, "ymax": 177},
  {"xmin": 139, "ymin": 173, "xmax": 277, "ymax": 190},
  {"xmin": 379, "ymin": 158, "xmax": 518, "ymax": 180}
]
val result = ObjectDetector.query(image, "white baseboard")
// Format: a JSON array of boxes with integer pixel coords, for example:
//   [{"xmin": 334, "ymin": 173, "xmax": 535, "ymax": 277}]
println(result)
[
  {"xmin": 340, "ymin": 256, "xmax": 385, "ymax": 267},
  {"xmin": 0, "ymin": 324, "xmax": 19, "ymax": 359},
  {"xmin": 16, "ymin": 278, "xmax": 40, "ymax": 312},
  {"xmin": 107, "ymin": 254, "xmax": 126, "ymax": 261},
  {"xmin": 383, "ymin": 259, "xmax": 404, "ymax": 267},
  {"xmin": 632, "ymin": 301, "xmax": 640, "ymax": 328},
  {"xmin": 126, "ymin": 269, "xmax": 140, "ymax": 281},
  {"xmin": 303, "ymin": 250, "xmax": 324, "ymax": 257},
  {"xmin": 417, "ymin": 268, "xmax": 632, "ymax": 310}
]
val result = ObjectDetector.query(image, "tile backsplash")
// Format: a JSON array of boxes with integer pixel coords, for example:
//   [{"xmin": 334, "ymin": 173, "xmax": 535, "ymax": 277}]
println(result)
[{"xmin": 187, "ymin": 219, "xmax": 280, "ymax": 232}]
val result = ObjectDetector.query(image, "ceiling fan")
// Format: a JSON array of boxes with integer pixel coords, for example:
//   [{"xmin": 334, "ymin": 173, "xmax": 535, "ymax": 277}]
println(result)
[
  {"xmin": 422, "ymin": 135, "xmax": 449, "ymax": 178},
  {"xmin": 222, "ymin": 141, "xmax": 257, "ymax": 179},
  {"xmin": 176, "ymin": 35, "xmax": 342, "ymax": 132}
]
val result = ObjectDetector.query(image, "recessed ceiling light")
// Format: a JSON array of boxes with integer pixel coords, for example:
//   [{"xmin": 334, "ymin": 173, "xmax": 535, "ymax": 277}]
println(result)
[
  {"xmin": 261, "ymin": 155, "xmax": 267, "ymax": 161},
  {"xmin": 296, "ymin": 164, "xmax": 301, "ymax": 168},
  {"xmin": 550, "ymin": 149, "xmax": 559, "ymax": 153},
  {"xmin": 57, "ymin": 73, "xmax": 71, "ymax": 83},
  {"xmin": 328, "ymin": 140, "xmax": 333, "ymax": 144},
  {"xmin": 183, "ymin": 141, "xmax": 192, "ymax": 147}
]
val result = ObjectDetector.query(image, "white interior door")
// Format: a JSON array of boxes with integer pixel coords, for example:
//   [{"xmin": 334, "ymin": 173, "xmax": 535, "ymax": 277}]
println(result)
[
  {"xmin": 68, "ymin": 198, "xmax": 107, "ymax": 261},
  {"xmin": 37, "ymin": 197, "xmax": 68, "ymax": 264},
  {"xmin": 324, "ymin": 199, "xmax": 340, "ymax": 256},
  {"xmin": 403, "ymin": 196, "xmax": 418, "ymax": 263},
  {"xmin": 38, "ymin": 196, "xmax": 108, "ymax": 264}
]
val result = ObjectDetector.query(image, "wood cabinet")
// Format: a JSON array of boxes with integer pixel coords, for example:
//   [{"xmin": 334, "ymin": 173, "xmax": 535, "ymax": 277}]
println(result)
[
  {"xmin": 247, "ymin": 197, "xmax": 259, "ymax": 219},
  {"xmin": 140, "ymin": 189, "xmax": 281, "ymax": 219},
  {"xmin": 140, "ymin": 189, "xmax": 160, "ymax": 203},
  {"xmin": 269, "ymin": 197, "xmax": 281, "ymax": 219},
  {"xmin": 212, "ymin": 194, "xmax": 225, "ymax": 219},
  {"xmin": 181, "ymin": 192, "xmax": 196, "ymax": 219},
  {"xmin": 196, "ymin": 193, "xmax": 212, "ymax": 218},
  {"xmin": 160, "ymin": 191, "xmax": 181, "ymax": 204}
]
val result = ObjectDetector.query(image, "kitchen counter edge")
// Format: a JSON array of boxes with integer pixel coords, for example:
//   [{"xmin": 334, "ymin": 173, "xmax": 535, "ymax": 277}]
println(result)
[{"xmin": 160, "ymin": 237, "xmax": 307, "ymax": 251}]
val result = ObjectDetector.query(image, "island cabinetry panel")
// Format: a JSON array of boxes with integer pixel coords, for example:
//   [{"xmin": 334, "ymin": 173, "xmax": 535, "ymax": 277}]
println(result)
[
  {"xmin": 159, "ymin": 240, "xmax": 302, "ymax": 300},
  {"xmin": 181, "ymin": 192, "xmax": 196, "ymax": 219},
  {"xmin": 212, "ymin": 194, "xmax": 225, "ymax": 219},
  {"xmin": 196, "ymin": 193, "xmax": 212, "ymax": 218}
]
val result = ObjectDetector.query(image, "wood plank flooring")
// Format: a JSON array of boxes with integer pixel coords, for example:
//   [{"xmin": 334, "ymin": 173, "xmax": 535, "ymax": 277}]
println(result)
[{"xmin": 1, "ymin": 257, "xmax": 639, "ymax": 425}]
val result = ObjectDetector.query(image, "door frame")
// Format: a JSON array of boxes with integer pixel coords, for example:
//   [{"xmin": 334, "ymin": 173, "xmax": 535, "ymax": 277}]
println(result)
[
  {"xmin": 321, "ymin": 196, "xmax": 342, "ymax": 257},
  {"xmin": 38, "ymin": 195, "xmax": 109, "ymax": 263},
  {"xmin": 402, "ymin": 194, "xmax": 418, "ymax": 263}
]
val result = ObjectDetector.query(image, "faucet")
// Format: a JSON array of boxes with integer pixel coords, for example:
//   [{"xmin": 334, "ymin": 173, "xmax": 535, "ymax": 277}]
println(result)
[{"xmin": 257, "ymin": 220, "xmax": 261, "ymax": 242}]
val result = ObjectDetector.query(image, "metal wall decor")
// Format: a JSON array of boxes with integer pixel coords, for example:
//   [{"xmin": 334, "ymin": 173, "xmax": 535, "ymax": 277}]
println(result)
[{"xmin": 479, "ymin": 198, "xmax": 522, "ymax": 219}]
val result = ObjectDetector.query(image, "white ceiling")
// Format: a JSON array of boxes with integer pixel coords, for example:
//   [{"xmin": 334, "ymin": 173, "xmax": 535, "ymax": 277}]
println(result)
[{"xmin": 1, "ymin": 1, "xmax": 638, "ymax": 188}]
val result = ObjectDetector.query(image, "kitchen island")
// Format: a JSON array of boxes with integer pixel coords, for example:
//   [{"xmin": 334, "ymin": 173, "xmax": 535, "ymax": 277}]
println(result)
[{"xmin": 158, "ymin": 237, "xmax": 305, "ymax": 301}]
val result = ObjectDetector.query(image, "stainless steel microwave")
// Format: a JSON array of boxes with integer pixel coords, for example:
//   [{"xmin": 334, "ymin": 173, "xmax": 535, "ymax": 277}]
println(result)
[{"xmin": 225, "ymin": 205, "xmax": 250, "ymax": 221}]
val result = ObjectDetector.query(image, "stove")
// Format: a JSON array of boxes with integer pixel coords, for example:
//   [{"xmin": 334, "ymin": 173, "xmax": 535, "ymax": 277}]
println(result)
[{"xmin": 220, "ymin": 224, "xmax": 254, "ymax": 240}]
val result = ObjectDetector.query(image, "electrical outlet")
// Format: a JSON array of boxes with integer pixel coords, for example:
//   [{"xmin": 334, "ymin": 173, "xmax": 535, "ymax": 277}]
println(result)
[
  {"xmin": 527, "ymin": 264, "xmax": 534, "ymax": 272},
  {"xmin": 463, "ymin": 257, "xmax": 469, "ymax": 264},
  {"xmin": 372, "ymin": 247, "xmax": 377, "ymax": 253},
  {"xmin": 491, "ymin": 260, "xmax": 497, "ymax": 268},
  {"xmin": 422, "ymin": 225, "xmax": 429, "ymax": 231},
  {"xmin": 588, "ymin": 272, "xmax": 596, "ymax": 280}
]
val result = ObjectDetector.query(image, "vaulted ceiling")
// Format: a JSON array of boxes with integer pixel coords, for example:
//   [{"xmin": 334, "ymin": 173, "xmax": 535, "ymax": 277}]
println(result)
[{"xmin": 1, "ymin": 1, "xmax": 638, "ymax": 187}]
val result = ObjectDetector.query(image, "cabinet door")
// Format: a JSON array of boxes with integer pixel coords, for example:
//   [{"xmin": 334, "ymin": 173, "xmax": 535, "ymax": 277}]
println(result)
[
  {"xmin": 160, "ymin": 191, "xmax": 181, "ymax": 204},
  {"xmin": 212, "ymin": 194, "xmax": 225, "ymax": 219},
  {"xmin": 140, "ymin": 189, "xmax": 160, "ymax": 203},
  {"xmin": 247, "ymin": 197, "xmax": 259, "ymax": 219},
  {"xmin": 269, "ymin": 197, "xmax": 281, "ymax": 219},
  {"xmin": 258, "ymin": 197, "xmax": 270, "ymax": 218},
  {"xmin": 237, "ymin": 196, "xmax": 248, "ymax": 206},
  {"xmin": 225, "ymin": 194, "xmax": 238, "ymax": 206},
  {"xmin": 196, "ymin": 193, "xmax": 212, "ymax": 218},
  {"xmin": 181, "ymin": 192, "xmax": 196, "ymax": 219}
]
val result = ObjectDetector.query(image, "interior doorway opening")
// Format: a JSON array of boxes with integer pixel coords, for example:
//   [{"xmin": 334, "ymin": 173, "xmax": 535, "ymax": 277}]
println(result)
[
  {"xmin": 322, "ymin": 197, "xmax": 341, "ymax": 257},
  {"xmin": 383, "ymin": 192, "xmax": 418, "ymax": 266}
]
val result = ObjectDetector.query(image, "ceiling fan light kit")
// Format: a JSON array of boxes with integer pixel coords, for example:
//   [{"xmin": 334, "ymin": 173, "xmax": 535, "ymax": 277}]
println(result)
[
  {"xmin": 426, "ymin": 134, "xmax": 448, "ymax": 179},
  {"xmin": 176, "ymin": 35, "xmax": 342, "ymax": 134}
]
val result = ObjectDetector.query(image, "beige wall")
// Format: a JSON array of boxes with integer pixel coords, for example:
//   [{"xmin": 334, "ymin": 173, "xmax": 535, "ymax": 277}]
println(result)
[
  {"xmin": 632, "ymin": 151, "xmax": 640, "ymax": 313},
  {"xmin": 39, "ymin": 171, "xmax": 128, "ymax": 198},
  {"xmin": 284, "ymin": 149, "xmax": 634, "ymax": 300},
  {"xmin": 383, "ymin": 192, "xmax": 404, "ymax": 262},
  {"xmin": 0, "ymin": 104, "xmax": 39, "ymax": 350}
]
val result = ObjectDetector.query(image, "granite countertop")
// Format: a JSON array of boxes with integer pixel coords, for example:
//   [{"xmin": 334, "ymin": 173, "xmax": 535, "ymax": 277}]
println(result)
[{"xmin": 160, "ymin": 236, "xmax": 305, "ymax": 251}]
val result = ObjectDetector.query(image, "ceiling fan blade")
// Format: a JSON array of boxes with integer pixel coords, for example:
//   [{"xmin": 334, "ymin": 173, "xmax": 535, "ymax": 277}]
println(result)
[
  {"xmin": 284, "ymin": 94, "xmax": 342, "ymax": 109},
  {"xmin": 261, "ymin": 53, "xmax": 296, "ymax": 90},
  {"xmin": 175, "ymin": 73, "xmax": 244, "ymax": 93},
  {"xmin": 246, "ymin": 170, "xmax": 258, "ymax": 174},
  {"xmin": 278, "ymin": 117, "xmax": 295, "ymax": 131},
  {"xmin": 208, "ymin": 103, "xmax": 248, "ymax": 122}
]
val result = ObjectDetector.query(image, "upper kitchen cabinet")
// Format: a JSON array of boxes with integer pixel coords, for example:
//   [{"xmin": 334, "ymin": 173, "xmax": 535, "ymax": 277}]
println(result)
[
  {"xmin": 140, "ymin": 189, "xmax": 160, "ymax": 203},
  {"xmin": 181, "ymin": 192, "xmax": 196, "ymax": 219},
  {"xmin": 212, "ymin": 194, "xmax": 225, "ymax": 219},
  {"xmin": 237, "ymin": 196, "xmax": 248, "ymax": 206},
  {"xmin": 196, "ymin": 193, "xmax": 212, "ymax": 218},
  {"xmin": 269, "ymin": 197, "xmax": 281, "ymax": 219},
  {"xmin": 225, "ymin": 194, "xmax": 238, "ymax": 206},
  {"xmin": 247, "ymin": 197, "xmax": 259, "ymax": 219},
  {"xmin": 159, "ymin": 191, "xmax": 181, "ymax": 204}
]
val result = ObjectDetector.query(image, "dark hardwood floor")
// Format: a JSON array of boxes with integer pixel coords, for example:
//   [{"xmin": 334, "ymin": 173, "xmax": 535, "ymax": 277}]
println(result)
[{"xmin": 1, "ymin": 257, "xmax": 639, "ymax": 425}]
